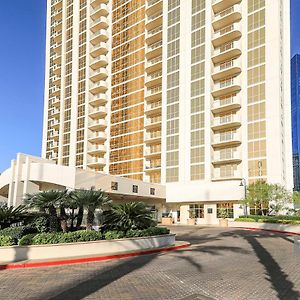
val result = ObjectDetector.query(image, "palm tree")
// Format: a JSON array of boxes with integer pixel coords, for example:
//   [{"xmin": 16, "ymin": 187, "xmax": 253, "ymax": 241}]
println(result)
[
  {"xmin": 104, "ymin": 202, "xmax": 156, "ymax": 232},
  {"xmin": 25, "ymin": 190, "xmax": 66, "ymax": 232},
  {"xmin": 70, "ymin": 188, "xmax": 111, "ymax": 230},
  {"xmin": 0, "ymin": 204, "xmax": 29, "ymax": 229}
]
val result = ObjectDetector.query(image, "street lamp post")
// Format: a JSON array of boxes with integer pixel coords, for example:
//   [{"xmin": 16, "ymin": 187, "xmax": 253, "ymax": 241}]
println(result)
[{"xmin": 240, "ymin": 178, "xmax": 247, "ymax": 216}]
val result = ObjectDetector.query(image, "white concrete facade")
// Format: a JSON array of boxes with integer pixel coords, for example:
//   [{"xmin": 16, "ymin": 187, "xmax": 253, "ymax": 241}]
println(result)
[{"xmin": 0, "ymin": 154, "xmax": 166, "ymax": 221}]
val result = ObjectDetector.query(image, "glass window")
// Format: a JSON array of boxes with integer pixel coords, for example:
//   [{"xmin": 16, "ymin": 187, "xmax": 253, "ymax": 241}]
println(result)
[
  {"xmin": 217, "ymin": 203, "xmax": 234, "ymax": 218},
  {"xmin": 189, "ymin": 204, "xmax": 204, "ymax": 218}
]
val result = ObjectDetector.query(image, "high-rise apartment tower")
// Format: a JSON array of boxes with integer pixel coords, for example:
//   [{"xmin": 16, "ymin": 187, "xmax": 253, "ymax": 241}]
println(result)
[{"xmin": 42, "ymin": 0, "xmax": 293, "ymax": 223}]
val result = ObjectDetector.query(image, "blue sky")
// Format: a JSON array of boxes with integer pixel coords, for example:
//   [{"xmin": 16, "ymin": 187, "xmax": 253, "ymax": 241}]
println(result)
[{"xmin": 0, "ymin": 0, "xmax": 299, "ymax": 172}]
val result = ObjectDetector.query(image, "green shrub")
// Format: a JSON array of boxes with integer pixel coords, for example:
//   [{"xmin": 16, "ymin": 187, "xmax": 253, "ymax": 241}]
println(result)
[
  {"xmin": 0, "ymin": 226, "xmax": 37, "ymax": 243},
  {"xmin": 235, "ymin": 217, "xmax": 257, "ymax": 222},
  {"xmin": 143, "ymin": 226, "xmax": 170, "ymax": 236},
  {"xmin": 104, "ymin": 230, "xmax": 125, "ymax": 240},
  {"xmin": 235, "ymin": 215, "xmax": 300, "ymax": 225},
  {"xmin": 104, "ymin": 202, "xmax": 156, "ymax": 232},
  {"xmin": 19, "ymin": 230, "xmax": 103, "ymax": 246},
  {"xmin": 104, "ymin": 227, "xmax": 170, "ymax": 240},
  {"xmin": 0, "ymin": 235, "xmax": 15, "ymax": 246},
  {"xmin": 58, "ymin": 230, "xmax": 103, "ymax": 243},
  {"xmin": 29, "ymin": 216, "xmax": 49, "ymax": 233},
  {"xmin": 18, "ymin": 234, "xmax": 37, "ymax": 246}
]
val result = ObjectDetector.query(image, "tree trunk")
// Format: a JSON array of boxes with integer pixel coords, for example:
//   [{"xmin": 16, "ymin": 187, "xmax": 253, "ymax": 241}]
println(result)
[
  {"xmin": 76, "ymin": 205, "xmax": 84, "ymax": 229},
  {"xmin": 48, "ymin": 205, "xmax": 59, "ymax": 232},
  {"xmin": 86, "ymin": 208, "xmax": 94, "ymax": 230},
  {"xmin": 70, "ymin": 208, "xmax": 75, "ymax": 230},
  {"xmin": 60, "ymin": 206, "xmax": 68, "ymax": 233}
]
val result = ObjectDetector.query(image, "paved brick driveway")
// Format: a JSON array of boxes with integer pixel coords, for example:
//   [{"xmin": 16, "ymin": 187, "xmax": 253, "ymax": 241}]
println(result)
[{"xmin": 0, "ymin": 226, "xmax": 300, "ymax": 300}]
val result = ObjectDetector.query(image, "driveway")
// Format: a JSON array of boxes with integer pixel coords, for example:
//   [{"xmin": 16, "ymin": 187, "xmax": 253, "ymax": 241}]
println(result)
[{"xmin": 0, "ymin": 226, "xmax": 299, "ymax": 300}]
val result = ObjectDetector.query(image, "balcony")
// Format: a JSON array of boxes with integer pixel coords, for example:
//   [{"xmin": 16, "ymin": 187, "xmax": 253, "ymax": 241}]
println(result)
[
  {"xmin": 89, "ymin": 106, "xmax": 107, "ymax": 119},
  {"xmin": 52, "ymin": 119, "xmax": 60, "ymax": 129},
  {"xmin": 213, "ymin": 5, "xmax": 242, "ymax": 30},
  {"xmin": 51, "ymin": 130, "xmax": 59, "ymax": 141},
  {"xmin": 146, "ymin": 11, "xmax": 163, "ymax": 31},
  {"xmin": 211, "ymin": 59, "xmax": 241, "ymax": 81},
  {"xmin": 146, "ymin": 26, "xmax": 162, "ymax": 45},
  {"xmin": 53, "ymin": 53, "xmax": 61, "ymax": 64},
  {"xmin": 145, "ymin": 101, "xmax": 162, "ymax": 116},
  {"xmin": 51, "ymin": 108, "xmax": 60, "ymax": 118},
  {"xmin": 90, "ymin": 81, "xmax": 108, "ymax": 94},
  {"xmin": 211, "ymin": 94, "xmax": 241, "ymax": 114},
  {"xmin": 146, "ymin": 40, "xmax": 162, "ymax": 60},
  {"xmin": 145, "ymin": 116, "xmax": 162, "ymax": 130},
  {"xmin": 88, "ymin": 132, "xmax": 107, "ymax": 143},
  {"xmin": 91, "ymin": 4, "xmax": 109, "ymax": 20},
  {"xmin": 145, "ymin": 56, "xmax": 162, "ymax": 73},
  {"xmin": 53, "ymin": 30, "xmax": 62, "ymax": 42},
  {"xmin": 90, "ymin": 67, "xmax": 108, "ymax": 82},
  {"xmin": 53, "ymin": 8, "xmax": 62, "ymax": 21},
  {"xmin": 87, "ymin": 157, "xmax": 106, "ymax": 168},
  {"xmin": 91, "ymin": 0, "xmax": 109, "ymax": 8},
  {"xmin": 211, "ymin": 77, "xmax": 241, "ymax": 98},
  {"xmin": 50, "ymin": 86, "xmax": 60, "ymax": 97},
  {"xmin": 53, "ymin": 42, "xmax": 62, "ymax": 53},
  {"xmin": 88, "ymin": 119, "xmax": 107, "ymax": 131},
  {"xmin": 144, "ymin": 163, "xmax": 161, "ymax": 172},
  {"xmin": 53, "ymin": 19, "xmax": 62, "ymax": 31},
  {"xmin": 52, "ymin": 96, "xmax": 60, "ymax": 108},
  {"xmin": 144, "ymin": 147, "xmax": 161, "ymax": 159},
  {"xmin": 212, "ymin": 132, "xmax": 241, "ymax": 148},
  {"xmin": 49, "ymin": 141, "xmax": 59, "ymax": 149},
  {"xmin": 212, "ymin": 151, "xmax": 242, "ymax": 165},
  {"xmin": 87, "ymin": 144, "xmax": 106, "ymax": 155},
  {"xmin": 146, "ymin": 0, "xmax": 162, "ymax": 15},
  {"xmin": 145, "ymin": 70, "xmax": 162, "ymax": 87},
  {"xmin": 211, "ymin": 114, "xmax": 241, "ymax": 131},
  {"xmin": 52, "ymin": 0, "xmax": 62, "ymax": 10},
  {"xmin": 53, "ymin": 64, "xmax": 61, "ymax": 75},
  {"xmin": 90, "ymin": 42, "xmax": 108, "ymax": 58},
  {"xmin": 91, "ymin": 16, "xmax": 109, "ymax": 33},
  {"xmin": 212, "ymin": 0, "xmax": 242, "ymax": 14},
  {"xmin": 212, "ymin": 40, "xmax": 241, "ymax": 64},
  {"xmin": 90, "ymin": 29, "xmax": 109, "ymax": 45},
  {"xmin": 52, "ymin": 74, "xmax": 61, "ymax": 86},
  {"xmin": 144, "ymin": 132, "xmax": 161, "ymax": 144},
  {"xmin": 212, "ymin": 23, "xmax": 241, "ymax": 47},
  {"xmin": 89, "ymin": 93, "xmax": 108, "ymax": 106},
  {"xmin": 145, "ymin": 85, "xmax": 162, "ymax": 102},
  {"xmin": 90, "ymin": 54, "xmax": 108, "ymax": 69},
  {"xmin": 212, "ymin": 173, "xmax": 242, "ymax": 181}
]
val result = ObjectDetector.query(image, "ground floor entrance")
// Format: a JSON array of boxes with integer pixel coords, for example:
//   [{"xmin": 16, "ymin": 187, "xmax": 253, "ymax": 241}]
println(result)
[{"xmin": 164, "ymin": 202, "xmax": 243, "ymax": 225}]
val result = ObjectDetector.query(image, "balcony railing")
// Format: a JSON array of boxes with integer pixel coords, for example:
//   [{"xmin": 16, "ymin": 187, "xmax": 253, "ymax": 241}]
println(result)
[
  {"xmin": 213, "ymin": 23, "xmax": 240, "ymax": 40},
  {"xmin": 212, "ymin": 114, "xmax": 240, "ymax": 127},
  {"xmin": 213, "ymin": 40, "xmax": 241, "ymax": 57},
  {"xmin": 213, "ymin": 131, "xmax": 240, "ymax": 144}
]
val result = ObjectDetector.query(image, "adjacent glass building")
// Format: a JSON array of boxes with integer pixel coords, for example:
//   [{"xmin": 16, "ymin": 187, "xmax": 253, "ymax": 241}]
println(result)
[{"xmin": 291, "ymin": 54, "xmax": 300, "ymax": 191}]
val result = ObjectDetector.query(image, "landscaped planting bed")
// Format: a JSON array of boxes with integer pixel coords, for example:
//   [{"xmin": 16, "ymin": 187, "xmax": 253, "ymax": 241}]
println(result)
[
  {"xmin": 0, "ymin": 226, "xmax": 170, "ymax": 247},
  {"xmin": 235, "ymin": 215, "xmax": 300, "ymax": 225}
]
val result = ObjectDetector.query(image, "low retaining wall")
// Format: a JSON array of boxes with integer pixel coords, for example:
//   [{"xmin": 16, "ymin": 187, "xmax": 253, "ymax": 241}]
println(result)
[
  {"xmin": 0, "ymin": 234, "xmax": 175, "ymax": 263},
  {"xmin": 229, "ymin": 221, "xmax": 300, "ymax": 235}
]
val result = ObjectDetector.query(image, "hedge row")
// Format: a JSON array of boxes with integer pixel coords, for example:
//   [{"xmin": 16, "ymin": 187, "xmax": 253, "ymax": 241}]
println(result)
[
  {"xmin": 235, "ymin": 216, "xmax": 300, "ymax": 225},
  {"xmin": 104, "ymin": 226, "xmax": 170, "ymax": 240},
  {"xmin": 0, "ymin": 227, "xmax": 170, "ymax": 247}
]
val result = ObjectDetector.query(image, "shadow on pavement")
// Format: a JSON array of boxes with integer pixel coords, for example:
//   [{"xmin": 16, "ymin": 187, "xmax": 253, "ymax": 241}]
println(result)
[{"xmin": 48, "ymin": 253, "xmax": 159, "ymax": 300}]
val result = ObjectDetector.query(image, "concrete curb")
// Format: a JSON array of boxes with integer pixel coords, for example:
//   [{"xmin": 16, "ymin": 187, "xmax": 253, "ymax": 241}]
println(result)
[
  {"xmin": 0, "ymin": 242, "xmax": 190, "ymax": 270},
  {"xmin": 235, "ymin": 226, "xmax": 300, "ymax": 236}
]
